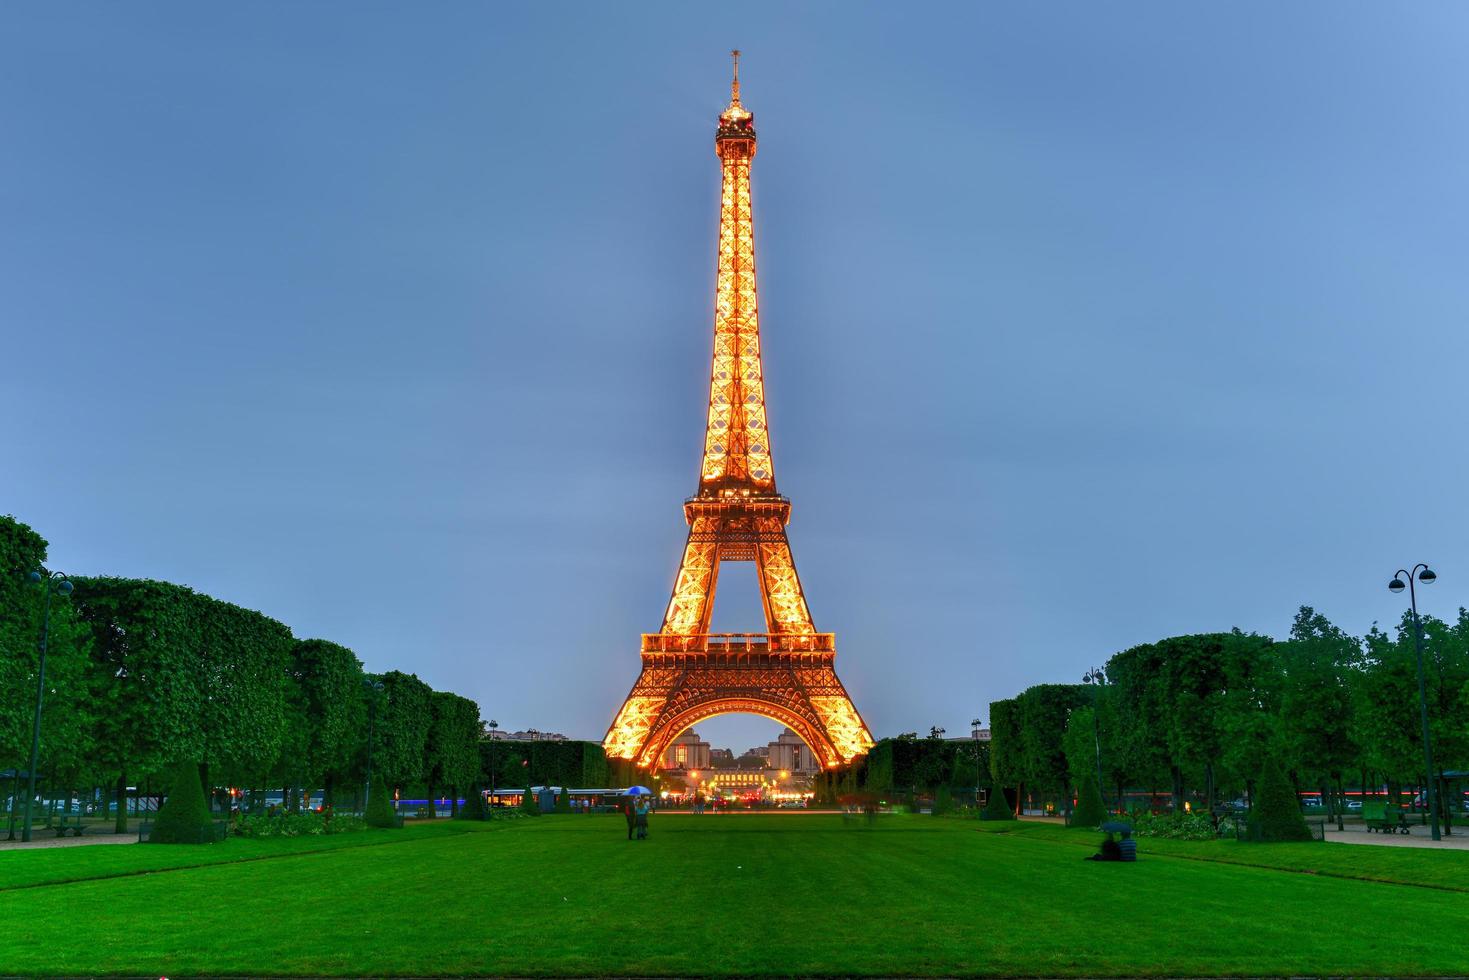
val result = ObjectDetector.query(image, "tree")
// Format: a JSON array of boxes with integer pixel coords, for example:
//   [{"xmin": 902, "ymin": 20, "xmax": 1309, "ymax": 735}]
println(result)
[
  {"xmin": 281, "ymin": 640, "xmax": 367, "ymax": 808},
  {"xmin": 1015, "ymin": 684, "xmax": 1089, "ymax": 809},
  {"xmin": 426, "ymin": 692, "xmax": 481, "ymax": 817},
  {"xmin": 982, "ymin": 783, "xmax": 1014, "ymax": 821},
  {"xmin": 988, "ymin": 699, "xmax": 1022, "ymax": 813},
  {"xmin": 376, "ymin": 671, "xmax": 432, "ymax": 791},
  {"xmin": 1, "ymin": 517, "xmax": 95, "ymax": 809},
  {"xmin": 150, "ymin": 760, "xmax": 215, "ymax": 844},
  {"xmin": 1276, "ymin": 607, "xmax": 1360, "ymax": 825}
]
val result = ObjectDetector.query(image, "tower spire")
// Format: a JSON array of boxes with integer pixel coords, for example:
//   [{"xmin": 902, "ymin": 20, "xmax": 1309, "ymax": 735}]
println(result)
[{"xmin": 730, "ymin": 48, "xmax": 741, "ymax": 105}]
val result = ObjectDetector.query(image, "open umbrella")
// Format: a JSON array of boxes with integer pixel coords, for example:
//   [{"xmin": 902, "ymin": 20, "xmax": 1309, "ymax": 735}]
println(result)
[
  {"xmin": 1100, "ymin": 821, "xmax": 1132, "ymax": 833},
  {"xmin": 625, "ymin": 786, "xmax": 653, "ymax": 796}
]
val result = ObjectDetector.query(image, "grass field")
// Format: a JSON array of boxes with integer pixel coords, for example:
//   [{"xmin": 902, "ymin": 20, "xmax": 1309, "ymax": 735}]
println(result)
[{"xmin": 4, "ymin": 813, "xmax": 1469, "ymax": 976}]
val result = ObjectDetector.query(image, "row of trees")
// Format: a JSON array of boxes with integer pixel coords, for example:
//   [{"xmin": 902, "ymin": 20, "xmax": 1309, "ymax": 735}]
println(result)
[
  {"xmin": 1, "ymin": 516, "xmax": 487, "ymax": 829},
  {"xmin": 986, "ymin": 609, "xmax": 1469, "ymax": 818}
]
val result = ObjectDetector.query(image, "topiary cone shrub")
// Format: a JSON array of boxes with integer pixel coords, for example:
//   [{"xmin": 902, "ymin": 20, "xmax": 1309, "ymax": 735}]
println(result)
[
  {"xmin": 982, "ymin": 786, "xmax": 1015, "ymax": 821},
  {"xmin": 457, "ymin": 786, "xmax": 486, "ymax": 821},
  {"xmin": 931, "ymin": 785, "xmax": 954, "ymax": 816},
  {"xmin": 1071, "ymin": 772, "xmax": 1106, "ymax": 829},
  {"xmin": 150, "ymin": 760, "xmax": 216, "ymax": 844},
  {"xmin": 554, "ymin": 789, "xmax": 572, "ymax": 814},
  {"xmin": 1248, "ymin": 756, "xmax": 1313, "ymax": 843},
  {"xmin": 365, "ymin": 789, "xmax": 399, "ymax": 829},
  {"xmin": 520, "ymin": 786, "xmax": 540, "ymax": 816}
]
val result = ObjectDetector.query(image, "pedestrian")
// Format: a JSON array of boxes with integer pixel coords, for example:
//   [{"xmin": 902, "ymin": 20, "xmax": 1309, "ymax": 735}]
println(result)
[
  {"xmin": 634, "ymin": 795, "xmax": 651, "ymax": 840},
  {"xmin": 623, "ymin": 798, "xmax": 636, "ymax": 840},
  {"xmin": 1117, "ymin": 828, "xmax": 1137, "ymax": 862}
]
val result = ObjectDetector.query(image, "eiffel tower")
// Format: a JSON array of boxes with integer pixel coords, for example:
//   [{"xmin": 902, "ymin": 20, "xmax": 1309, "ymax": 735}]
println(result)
[{"xmin": 604, "ymin": 53, "xmax": 874, "ymax": 772}]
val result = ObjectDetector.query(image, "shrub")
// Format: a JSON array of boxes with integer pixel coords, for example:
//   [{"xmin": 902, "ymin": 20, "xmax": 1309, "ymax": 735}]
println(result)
[
  {"xmin": 150, "ymin": 761, "xmax": 217, "ymax": 844},
  {"xmin": 931, "ymin": 785, "xmax": 954, "ymax": 816},
  {"xmin": 982, "ymin": 787, "xmax": 1014, "ymax": 821},
  {"xmin": 1249, "ymin": 757, "xmax": 1313, "ymax": 842},
  {"xmin": 520, "ymin": 786, "xmax": 540, "ymax": 816},
  {"xmin": 234, "ymin": 811, "xmax": 366, "ymax": 838},
  {"xmin": 365, "ymin": 789, "xmax": 399, "ymax": 829},
  {"xmin": 1128, "ymin": 810, "xmax": 1213, "ymax": 840},
  {"xmin": 457, "ymin": 787, "xmax": 486, "ymax": 820},
  {"xmin": 1071, "ymin": 772, "xmax": 1106, "ymax": 829},
  {"xmin": 554, "ymin": 790, "xmax": 572, "ymax": 814}
]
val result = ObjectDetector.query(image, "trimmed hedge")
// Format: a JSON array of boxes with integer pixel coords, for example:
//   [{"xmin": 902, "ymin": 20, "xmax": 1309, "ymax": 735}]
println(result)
[
  {"xmin": 150, "ymin": 760, "xmax": 216, "ymax": 844},
  {"xmin": 1249, "ymin": 757, "xmax": 1313, "ymax": 842},
  {"xmin": 982, "ymin": 786, "xmax": 1015, "ymax": 821},
  {"xmin": 365, "ymin": 787, "xmax": 400, "ymax": 828},
  {"xmin": 1071, "ymin": 772, "xmax": 1106, "ymax": 829}
]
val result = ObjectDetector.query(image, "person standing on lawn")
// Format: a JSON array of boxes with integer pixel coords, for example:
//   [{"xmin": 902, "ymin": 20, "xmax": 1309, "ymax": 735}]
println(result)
[
  {"xmin": 623, "ymin": 798, "xmax": 636, "ymax": 840},
  {"xmin": 634, "ymin": 795, "xmax": 651, "ymax": 840}
]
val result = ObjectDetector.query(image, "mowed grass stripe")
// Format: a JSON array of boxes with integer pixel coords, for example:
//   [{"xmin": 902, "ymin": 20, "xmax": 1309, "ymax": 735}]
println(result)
[
  {"xmin": 4, "ymin": 815, "xmax": 1468, "ymax": 976},
  {"xmin": 0, "ymin": 821, "xmax": 488, "ymax": 892},
  {"xmin": 974, "ymin": 820, "xmax": 1469, "ymax": 893}
]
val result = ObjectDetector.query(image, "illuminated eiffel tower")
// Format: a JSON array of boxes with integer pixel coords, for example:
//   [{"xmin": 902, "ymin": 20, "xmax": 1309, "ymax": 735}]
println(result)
[{"xmin": 604, "ymin": 53, "xmax": 874, "ymax": 771}]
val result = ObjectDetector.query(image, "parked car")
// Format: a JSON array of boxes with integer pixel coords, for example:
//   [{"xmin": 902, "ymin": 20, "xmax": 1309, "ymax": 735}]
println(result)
[{"xmin": 1344, "ymin": 799, "xmax": 1362, "ymax": 811}]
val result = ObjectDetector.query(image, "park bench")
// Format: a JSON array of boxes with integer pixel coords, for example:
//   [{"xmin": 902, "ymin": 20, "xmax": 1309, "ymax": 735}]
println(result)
[
  {"xmin": 53, "ymin": 814, "xmax": 88, "ymax": 837},
  {"xmin": 1361, "ymin": 802, "xmax": 1409, "ymax": 834}
]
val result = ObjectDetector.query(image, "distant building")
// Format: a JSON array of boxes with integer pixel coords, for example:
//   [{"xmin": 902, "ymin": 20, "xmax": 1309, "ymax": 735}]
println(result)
[
  {"xmin": 661, "ymin": 729, "xmax": 712, "ymax": 770},
  {"xmin": 487, "ymin": 729, "xmax": 568, "ymax": 742},
  {"xmin": 709, "ymin": 748, "xmax": 735, "ymax": 765},
  {"xmin": 766, "ymin": 728, "xmax": 820, "ymax": 773}
]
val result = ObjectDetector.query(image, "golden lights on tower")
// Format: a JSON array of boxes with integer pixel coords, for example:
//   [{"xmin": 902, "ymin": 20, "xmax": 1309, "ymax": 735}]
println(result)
[{"xmin": 604, "ymin": 54, "xmax": 875, "ymax": 772}]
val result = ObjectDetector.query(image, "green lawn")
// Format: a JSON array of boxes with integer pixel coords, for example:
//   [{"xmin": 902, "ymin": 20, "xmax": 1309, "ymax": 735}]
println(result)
[{"xmin": 4, "ymin": 813, "xmax": 1468, "ymax": 976}]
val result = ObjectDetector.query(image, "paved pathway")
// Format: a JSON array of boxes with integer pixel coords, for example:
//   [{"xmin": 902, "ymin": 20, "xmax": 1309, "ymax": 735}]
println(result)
[
  {"xmin": 1325, "ymin": 822, "xmax": 1469, "ymax": 850},
  {"xmin": 0, "ymin": 830, "xmax": 138, "ymax": 851}
]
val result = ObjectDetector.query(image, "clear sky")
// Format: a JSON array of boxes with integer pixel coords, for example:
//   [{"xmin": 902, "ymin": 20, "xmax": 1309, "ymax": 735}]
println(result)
[{"xmin": 4, "ymin": 3, "xmax": 1468, "ymax": 752}]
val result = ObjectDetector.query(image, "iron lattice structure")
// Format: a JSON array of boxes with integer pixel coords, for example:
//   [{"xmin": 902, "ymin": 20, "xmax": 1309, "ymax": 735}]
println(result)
[{"xmin": 605, "ymin": 54, "xmax": 875, "ymax": 772}]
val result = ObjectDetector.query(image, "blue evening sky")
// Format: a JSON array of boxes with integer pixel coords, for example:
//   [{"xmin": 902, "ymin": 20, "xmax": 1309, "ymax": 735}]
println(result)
[{"xmin": 4, "ymin": 4, "xmax": 1467, "ymax": 752}]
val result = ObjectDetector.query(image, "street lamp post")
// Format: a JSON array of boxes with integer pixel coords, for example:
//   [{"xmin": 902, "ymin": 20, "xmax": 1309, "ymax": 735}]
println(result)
[
  {"xmin": 1389, "ymin": 564, "xmax": 1440, "ymax": 842},
  {"xmin": 487, "ymin": 720, "xmax": 499, "ymax": 805},
  {"xmin": 970, "ymin": 718, "xmax": 984, "ymax": 810},
  {"xmin": 1083, "ymin": 667, "xmax": 1107, "ymax": 813},
  {"xmin": 22, "ymin": 569, "xmax": 73, "ymax": 843},
  {"xmin": 363, "ymin": 679, "xmax": 384, "ymax": 812}
]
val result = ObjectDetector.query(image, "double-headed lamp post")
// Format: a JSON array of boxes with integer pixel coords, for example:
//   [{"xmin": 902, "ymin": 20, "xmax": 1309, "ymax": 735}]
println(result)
[
  {"xmin": 1389, "ymin": 564, "xmax": 1440, "ymax": 842},
  {"xmin": 1082, "ymin": 667, "xmax": 1107, "ymax": 812},
  {"xmin": 23, "ymin": 569, "xmax": 73, "ymax": 843},
  {"xmin": 363, "ymin": 679, "xmax": 384, "ymax": 811}
]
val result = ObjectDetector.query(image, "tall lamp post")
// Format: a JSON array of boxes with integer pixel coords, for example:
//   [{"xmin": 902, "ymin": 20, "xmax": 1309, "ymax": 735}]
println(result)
[
  {"xmin": 1389, "ymin": 564, "xmax": 1440, "ymax": 842},
  {"xmin": 363, "ymin": 679, "xmax": 384, "ymax": 811},
  {"xmin": 22, "ymin": 569, "xmax": 73, "ymax": 843},
  {"xmin": 487, "ymin": 720, "xmax": 499, "ymax": 805},
  {"xmin": 1082, "ymin": 666, "xmax": 1107, "ymax": 813},
  {"xmin": 970, "ymin": 718, "xmax": 984, "ymax": 809}
]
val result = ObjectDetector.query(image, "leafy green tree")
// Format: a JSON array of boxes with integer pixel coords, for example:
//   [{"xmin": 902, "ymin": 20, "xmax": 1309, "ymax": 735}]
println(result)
[
  {"xmin": 150, "ymin": 760, "xmax": 215, "ymax": 844},
  {"xmin": 281, "ymin": 640, "xmax": 367, "ymax": 807},
  {"xmin": 988, "ymin": 699, "xmax": 1023, "ymax": 805},
  {"xmin": 377, "ymin": 671, "xmax": 432, "ymax": 791},
  {"xmin": 1276, "ymin": 608, "xmax": 1360, "ymax": 824},
  {"xmin": 72, "ymin": 578, "xmax": 207, "ymax": 830},
  {"xmin": 426, "ymin": 692, "xmax": 481, "ymax": 817},
  {"xmin": 0, "ymin": 518, "xmax": 95, "ymax": 808},
  {"xmin": 457, "ymin": 786, "xmax": 486, "ymax": 820}
]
